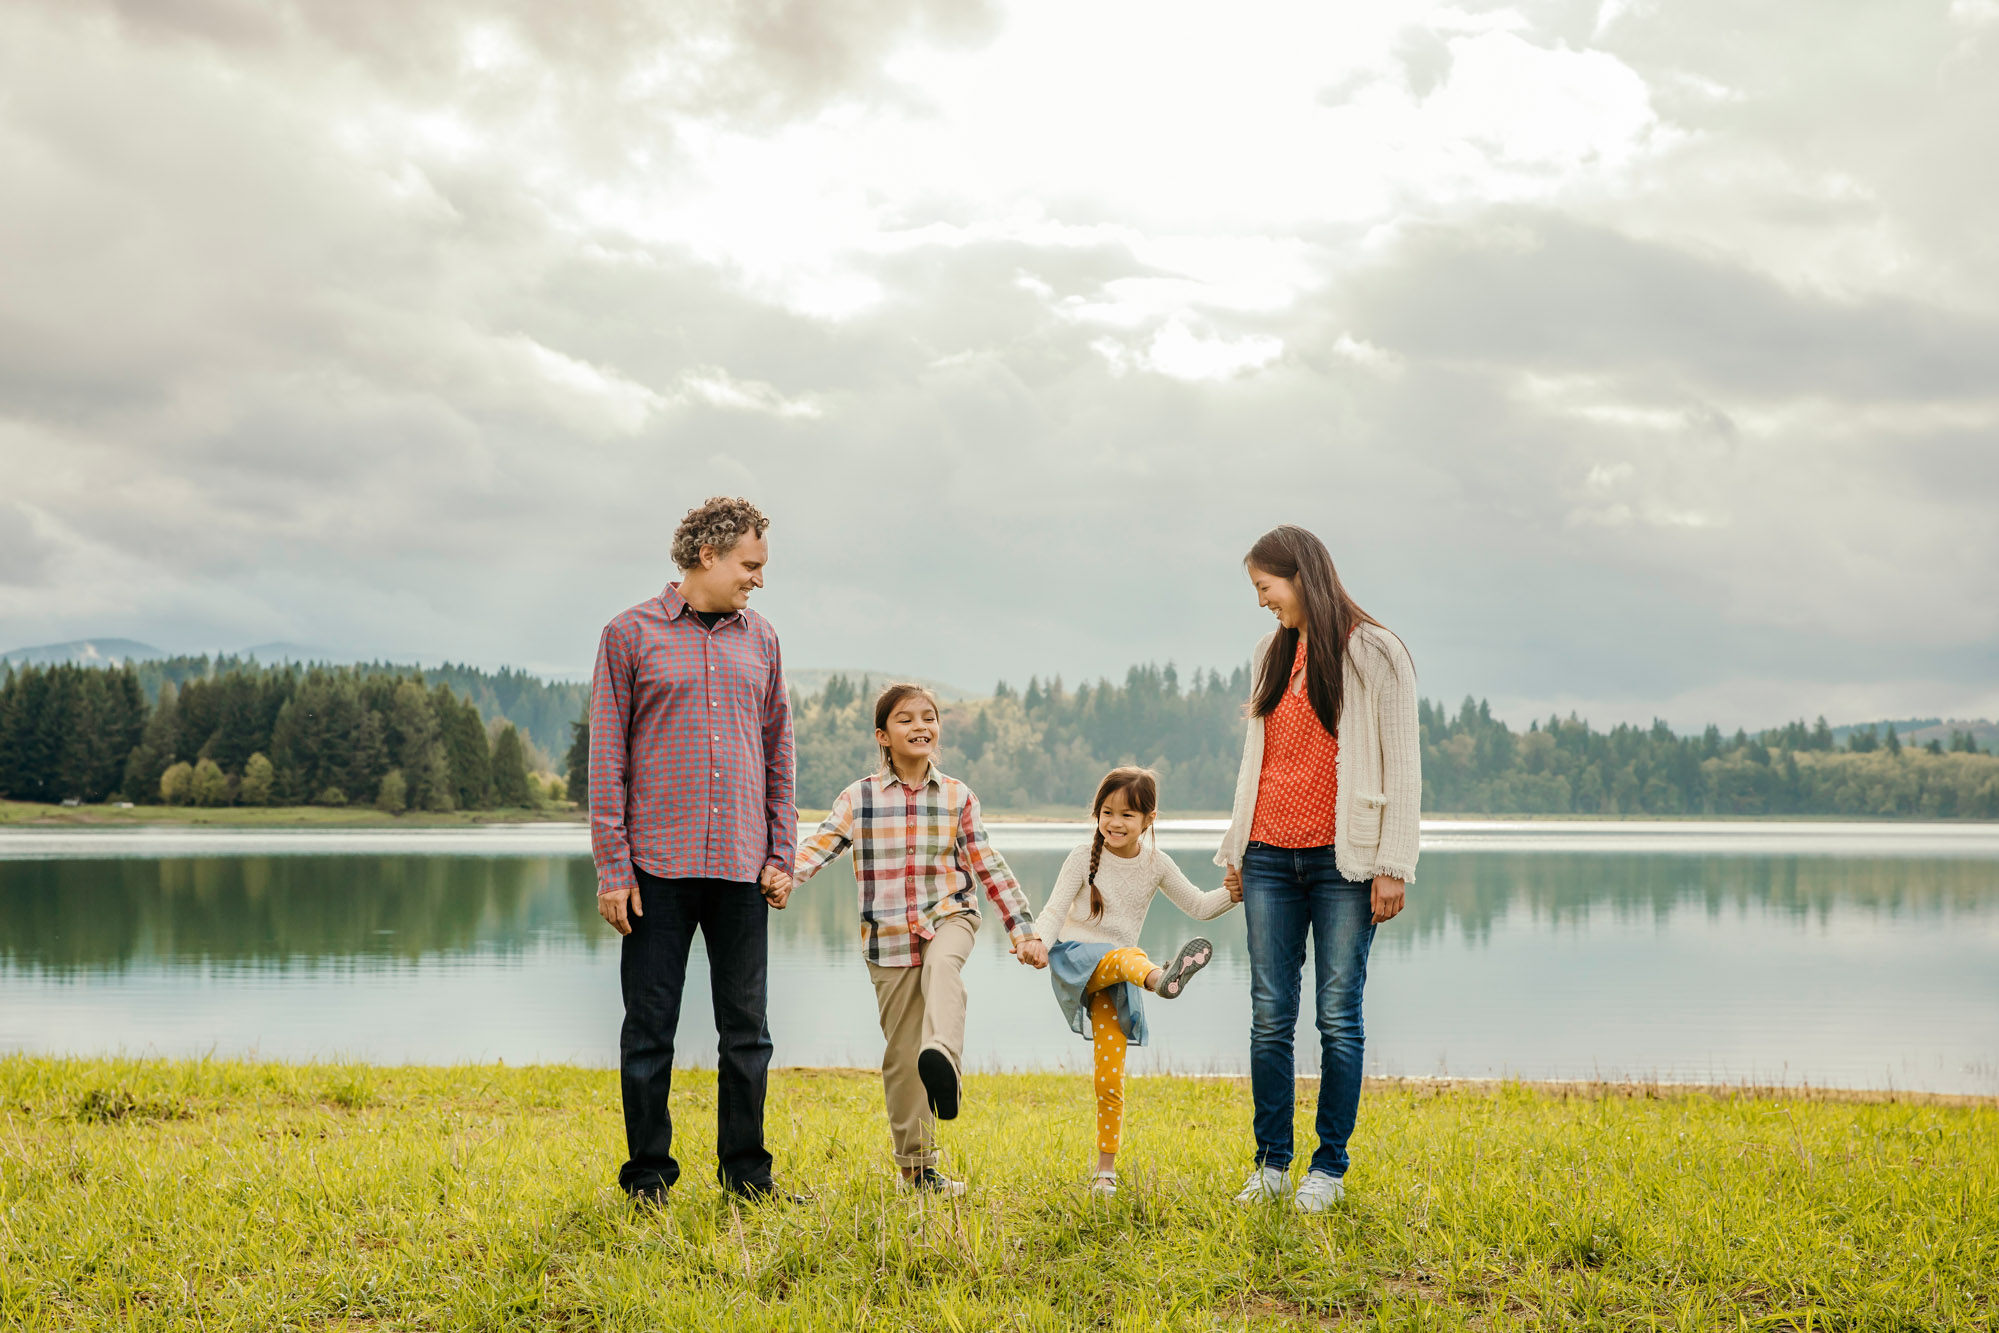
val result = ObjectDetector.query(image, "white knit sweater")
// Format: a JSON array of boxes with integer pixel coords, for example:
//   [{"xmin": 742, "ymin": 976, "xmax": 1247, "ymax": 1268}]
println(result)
[
  {"xmin": 1215, "ymin": 622, "xmax": 1422, "ymax": 884},
  {"xmin": 1038, "ymin": 843, "xmax": 1237, "ymax": 948}
]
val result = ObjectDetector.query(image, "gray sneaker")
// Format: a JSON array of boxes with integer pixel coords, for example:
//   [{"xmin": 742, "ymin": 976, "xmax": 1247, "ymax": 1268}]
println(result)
[
  {"xmin": 1232, "ymin": 1165, "xmax": 1293, "ymax": 1204},
  {"xmin": 1294, "ymin": 1170, "xmax": 1346, "ymax": 1213}
]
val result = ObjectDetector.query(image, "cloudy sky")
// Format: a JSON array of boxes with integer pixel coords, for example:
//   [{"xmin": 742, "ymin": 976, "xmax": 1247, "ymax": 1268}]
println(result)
[{"xmin": 3, "ymin": 0, "xmax": 1995, "ymax": 729}]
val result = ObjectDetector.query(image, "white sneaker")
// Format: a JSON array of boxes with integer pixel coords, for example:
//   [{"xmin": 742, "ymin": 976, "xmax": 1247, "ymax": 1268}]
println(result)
[
  {"xmin": 1088, "ymin": 1171, "xmax": 1118, "ymax": 1199},
  {"xmin": 1232, "ymin": 1166, "xmax": 1293, "ymax": 1205},
  {"xmin": 1294, "ymin": 1170, "xmax": 1346, "ymax": 1213}
]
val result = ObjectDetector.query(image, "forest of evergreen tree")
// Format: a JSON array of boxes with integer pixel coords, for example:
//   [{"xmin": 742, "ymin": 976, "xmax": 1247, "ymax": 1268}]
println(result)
[
  {"xmin": 5, "ymin": 657, "xmax": 1996, "ymax": 818},
  {"xmin": 0, "ymin": 662, "xmax": 548, "ymax": 811}
]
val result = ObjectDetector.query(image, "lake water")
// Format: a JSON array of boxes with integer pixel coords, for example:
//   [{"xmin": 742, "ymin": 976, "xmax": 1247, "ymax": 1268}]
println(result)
[{"xmin": 2, "ymin": 822, "xmax": 1995, "ymax": 1095}]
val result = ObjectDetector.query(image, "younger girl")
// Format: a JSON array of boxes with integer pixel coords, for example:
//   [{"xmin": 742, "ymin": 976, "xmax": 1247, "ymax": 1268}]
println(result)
[{"xmin": 1039, "ymin": 766, "xmax": 1240, "ymax": 1197}]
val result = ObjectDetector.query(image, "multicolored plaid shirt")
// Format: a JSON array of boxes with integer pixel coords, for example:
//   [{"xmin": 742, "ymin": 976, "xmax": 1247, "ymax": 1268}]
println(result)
[
  {"xmin": 589, "ymin": 582, "xmax": 795, "ymax": 896},
  {"xmin": 794, "ymin": 766, "xmax": 1038, "ymax": 967}
]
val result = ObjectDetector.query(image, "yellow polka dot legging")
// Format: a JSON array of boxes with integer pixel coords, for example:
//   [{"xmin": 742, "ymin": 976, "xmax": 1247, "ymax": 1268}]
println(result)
[{"xmin": 1087, "ymin": 946, "xmax": 1156, "ymax": 1155}]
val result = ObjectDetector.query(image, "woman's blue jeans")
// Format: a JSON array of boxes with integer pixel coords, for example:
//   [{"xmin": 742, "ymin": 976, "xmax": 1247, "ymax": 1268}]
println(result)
[{"xmin": 1242, "ymin": 841, "xmax": 1376, "ymax": 1177}]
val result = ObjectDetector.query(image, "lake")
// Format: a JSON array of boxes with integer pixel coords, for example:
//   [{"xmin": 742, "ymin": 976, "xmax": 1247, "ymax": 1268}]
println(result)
[{"xmin": 2, "ymin": 822, "xmax": 1995, "ymax": 1094}]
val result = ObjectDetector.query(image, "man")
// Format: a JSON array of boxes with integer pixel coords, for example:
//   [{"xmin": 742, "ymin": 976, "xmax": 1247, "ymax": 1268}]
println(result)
[{"xmin": 590, "ymin": 495, "xmax": 798, "ymax": 1204}]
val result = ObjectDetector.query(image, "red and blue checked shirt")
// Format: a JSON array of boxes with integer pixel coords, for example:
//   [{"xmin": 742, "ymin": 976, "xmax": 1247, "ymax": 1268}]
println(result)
[
  {"xmin": 589, "ymin": 583, "xmax": 796, "ymax": 896},
  {"xmin": 793, "ymin": 765, "xmax": 1039, "ymax": 967}
]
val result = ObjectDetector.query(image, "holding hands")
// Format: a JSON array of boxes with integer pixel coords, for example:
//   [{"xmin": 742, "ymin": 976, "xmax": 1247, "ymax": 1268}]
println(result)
[
  {"xmin": 1224, "ymin": 867, "xmax": 1243, "ymax": 903},
  {"xmin": 760, "ymin": 864, "xmax": 793, "ymax": 909},
  {"xmin": 1012, "ymin": 937, "xmax": 1049, "ymax": 969}
]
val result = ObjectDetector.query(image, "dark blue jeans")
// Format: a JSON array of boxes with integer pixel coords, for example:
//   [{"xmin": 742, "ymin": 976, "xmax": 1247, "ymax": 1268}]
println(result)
[
  {"xmin": 1242, "ymin": 842, "xmax": 1376, "ymax": 1177},
  {"xmin": 618, "ymin": 869, "xmax": 774, "ymax": 1195}
]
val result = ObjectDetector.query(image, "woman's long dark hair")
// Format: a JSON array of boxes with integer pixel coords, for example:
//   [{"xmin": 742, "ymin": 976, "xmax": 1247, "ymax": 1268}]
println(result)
[{"xmin": 1245, "ymin": 525, "xmax": 1383, "ymax": 736}]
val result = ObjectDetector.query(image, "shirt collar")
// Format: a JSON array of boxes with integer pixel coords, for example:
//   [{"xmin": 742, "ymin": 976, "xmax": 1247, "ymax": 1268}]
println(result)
[
  {"xmin": 873, "ymin": 762, "xmax": 942, "ymax": 793},
  {"xmin": 661, "ymin": 581, "xmax": 740, "ymax": 625}
]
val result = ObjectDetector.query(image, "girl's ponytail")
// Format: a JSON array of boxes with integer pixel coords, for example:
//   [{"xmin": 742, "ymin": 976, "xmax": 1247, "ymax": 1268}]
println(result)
[{"xmin": 1084, "ymin": 765, "xmax": 1160, "ymax": 922}]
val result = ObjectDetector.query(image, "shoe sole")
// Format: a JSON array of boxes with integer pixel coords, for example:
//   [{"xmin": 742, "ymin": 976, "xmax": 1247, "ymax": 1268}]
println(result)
[
  {"xmin": 918, "ymin": 1047, "xmax": 960, "ymax": 1120},
  {"xmin": 1157, "ymin": 938, "xmax": 1214, "ymax": 999}
]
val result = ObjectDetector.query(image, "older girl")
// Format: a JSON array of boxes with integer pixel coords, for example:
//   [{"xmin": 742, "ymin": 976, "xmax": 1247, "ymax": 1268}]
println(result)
[
  {"xmin": 769, "ymin": 682, "xmax": 1047, "ymax": 1197},
  {"xmin": 1218, "ymin": 525, "xmax": 1420, "ymax": 1213},
  {"xmin": 1039, "ymin": 766, "xmax": 1238, "ymax": 1197}
]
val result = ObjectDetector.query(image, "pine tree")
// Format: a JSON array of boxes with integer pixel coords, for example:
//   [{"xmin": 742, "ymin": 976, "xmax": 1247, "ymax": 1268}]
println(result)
[
  {"xmin": 123, "ymin": 679, "xmax": 180, "ymax": 803},
  {"xmin": 375, "ymin": 768, "xmax": 408, "ymax": 814},
  {"xmin": 565, "ymin": 714, "xmax": 590, "ymax": 811},
  {"xmin": 346, "ymin": 708, "xmax": 391, "ymax": 804},
  {"xmin": 389, "ymin": 680, "xmax": 453, "ymax": 812},
  {"xmin": 491, "ymin": 724, "xmax": 532, "ymax": 807},
  {"xmin": 436, "ymin": 686, "xmax": 492, "ymax": 809}
]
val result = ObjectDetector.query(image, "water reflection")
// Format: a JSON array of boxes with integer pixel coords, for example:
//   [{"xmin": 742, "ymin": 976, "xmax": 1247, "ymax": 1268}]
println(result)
[
  {"xmin": 3, "ymin": 839, "xmax": 1996, "ymax": 1092},
  {"xmin": 6, "ymin": 849, "xmax": 1993, "ymax": 975}
]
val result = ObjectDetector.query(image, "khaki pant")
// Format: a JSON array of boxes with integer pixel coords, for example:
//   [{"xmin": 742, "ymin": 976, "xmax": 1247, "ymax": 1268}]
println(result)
[{"xmin": 867, "ymin": 912, "xmax": 978, "ymax": 1168}]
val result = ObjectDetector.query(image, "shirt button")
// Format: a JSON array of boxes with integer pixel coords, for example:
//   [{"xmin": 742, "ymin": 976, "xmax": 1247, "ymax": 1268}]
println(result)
[{"xmin": 714, "ymin": 770, "xmax": 721, "ymax": 778}]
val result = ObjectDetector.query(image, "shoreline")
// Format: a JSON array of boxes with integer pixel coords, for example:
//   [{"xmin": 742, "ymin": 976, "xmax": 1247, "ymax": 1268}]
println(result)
[{"xmin": 6, "ymin": 799, "xmax": 1996, "ymax": 830}]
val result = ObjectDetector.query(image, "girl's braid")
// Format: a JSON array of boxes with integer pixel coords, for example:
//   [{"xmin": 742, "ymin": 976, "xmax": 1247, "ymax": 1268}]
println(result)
[{"xmin": 1085, "ymin": 826, "xmax": 1107, "ymax": 921}]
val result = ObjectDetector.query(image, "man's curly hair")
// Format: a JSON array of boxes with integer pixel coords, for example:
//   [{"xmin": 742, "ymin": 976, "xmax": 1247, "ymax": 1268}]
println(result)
[{"xmin": 671, "ymin": 496, "xmax": 770, "ymax": 571}]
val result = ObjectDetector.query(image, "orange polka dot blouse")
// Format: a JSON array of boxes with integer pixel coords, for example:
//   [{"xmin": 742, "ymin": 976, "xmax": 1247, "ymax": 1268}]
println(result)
[{"xmin": 1249, "ymin": 661, "xmax": 1339, "ymax": 849}]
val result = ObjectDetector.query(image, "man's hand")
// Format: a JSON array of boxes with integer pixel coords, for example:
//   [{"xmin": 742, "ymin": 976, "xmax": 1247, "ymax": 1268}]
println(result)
[
  {"xmin": 760, "ymin": 865, "xmax": 793, "ymax": 909},
  {"xmin": 598, "ymin": 884, "xmax": 643, "ymax": 935},
  {"xmin": 1370, "ymin": 875, "xmax": 1405, "ymax": 925},
  {"xmin": 1012, "ymin": 937, "xmax": 1049, "ymax": 969},
  {"xmin": 1224, "ymin": 866, "xmax": 1243, "ymax": 903}
]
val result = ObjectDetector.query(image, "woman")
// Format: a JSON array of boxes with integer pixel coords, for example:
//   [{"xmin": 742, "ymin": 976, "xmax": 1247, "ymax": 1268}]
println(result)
[{"xmin": 1217, "ymin": 524, "xmax": 1420, "ymax": 1212}]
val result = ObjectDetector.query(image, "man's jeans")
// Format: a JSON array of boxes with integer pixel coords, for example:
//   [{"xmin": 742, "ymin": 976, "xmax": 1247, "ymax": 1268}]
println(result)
[
  {"xmin": 618, "ymin": 869, "xmax": 774, "ymax": 1195},
  {"xmin": 1242, "ymin": 841, "xmax": 1376, "ymax": 1178}
]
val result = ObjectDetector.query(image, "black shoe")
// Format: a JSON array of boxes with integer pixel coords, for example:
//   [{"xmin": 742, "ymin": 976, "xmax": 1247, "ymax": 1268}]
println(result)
[
  {"xmin": 918, "ymin": 1047, "xmax": 960, "ymax": 1121},
  {"xmin": 729, "ymin": 1181, "xmax": 809, "ymax": 1205},
  {"xmin": 901, "ymin": 1166, "xmax": 967, "ymax": 1197},
  {"xmin": 627, "ymin": 1184, "xmax": 669, "ymax": 1209}
]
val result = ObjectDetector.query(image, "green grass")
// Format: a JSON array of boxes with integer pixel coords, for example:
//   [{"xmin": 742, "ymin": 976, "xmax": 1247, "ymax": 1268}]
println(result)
[
  {"xmin": 0, "ymin": 800, "xmax": 584, "ymax": 828},
  {"xmin": 1, "ymin": 1061, "xmax": 1993, "ymax": 1331}
]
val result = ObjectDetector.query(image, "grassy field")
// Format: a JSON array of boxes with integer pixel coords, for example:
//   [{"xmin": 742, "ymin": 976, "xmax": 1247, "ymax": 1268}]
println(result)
[
  {"xmin": 1, "ymin": 1061, "xmax": 1992, "ymax": 1330},
  {"xmin": 0, "ymin": 800, "xmax": 584, "ymax": 828}
]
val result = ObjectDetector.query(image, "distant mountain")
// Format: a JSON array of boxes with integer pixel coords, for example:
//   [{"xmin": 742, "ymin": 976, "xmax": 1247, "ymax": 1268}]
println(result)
[
  {"xmin": 1, "ymin": 638, "xmax": 163, "ymax": 667},
  {"xmin": 786, "ymin": 668, "xmax": 977, "ymax": 702},
  {"xmin": 238, "ymin": 641, "xmax": 358, "ymax": 664}
]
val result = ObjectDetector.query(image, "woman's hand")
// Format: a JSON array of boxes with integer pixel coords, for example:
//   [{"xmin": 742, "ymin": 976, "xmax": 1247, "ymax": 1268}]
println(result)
[
  {"xmin": 1012, "ymin": 938, "xmax": 1050, "ymax": 969},
  {"xmin": 1224, "ymin": 867, "xmax": 1243, "ymax": 903},
  {"xmin": 1370, "ymin": 875, "xmax": 1405, "ymax": 925}
]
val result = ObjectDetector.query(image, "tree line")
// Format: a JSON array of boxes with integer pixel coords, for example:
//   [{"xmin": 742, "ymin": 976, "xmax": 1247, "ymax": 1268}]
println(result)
[
  {"xmin": 571, "ymin": 671, "xmax": 1999, "ymax": 819},
  {"xmin": 0, "ymin": 662, "xmax": 553, "ymax": 811},
  {"xmin": 125, "ymin": 656, "xmax": 585, "ymax": 760},
  {"xmin": 1420, "ymin": 697, "xmax": 1999, "ymax": 818},
  {"xmin": 9, "ymin": 654, "xmax": 1995, "ymax": 819}
]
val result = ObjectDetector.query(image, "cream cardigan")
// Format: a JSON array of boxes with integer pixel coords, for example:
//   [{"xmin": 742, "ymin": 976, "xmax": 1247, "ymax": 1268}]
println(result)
[{"xmin": 1215, "ymin": 622, "xmax": 1422, "ymax": 884}]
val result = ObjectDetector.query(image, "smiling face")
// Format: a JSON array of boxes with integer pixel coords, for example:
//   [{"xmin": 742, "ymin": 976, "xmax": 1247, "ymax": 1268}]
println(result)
[
  {"xmin": 876, "ymin": 694, "xmax": 940, "ymax": 773},
  {"xmin": 1248, "ymin": 562, "xmax": 1305, "ymax": 632},
  {"xmin": 1096, "ymin": 787, "xmax": 1155, "ymax": 857},
  {"xmin": 684, "ymin": 531, "xmax": 768, "ymax": 612}
]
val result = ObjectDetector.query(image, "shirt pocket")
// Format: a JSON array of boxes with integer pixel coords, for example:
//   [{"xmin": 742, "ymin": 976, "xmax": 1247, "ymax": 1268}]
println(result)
[{"xmin": 1348, "ymin": 792, "xmax": 1388, "ymax": 847}]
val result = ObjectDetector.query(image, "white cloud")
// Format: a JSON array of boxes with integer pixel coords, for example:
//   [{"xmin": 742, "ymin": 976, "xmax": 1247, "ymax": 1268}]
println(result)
[{"xmin": 0, "ymin": 0, "xmax": 1994, "ymax": 729}]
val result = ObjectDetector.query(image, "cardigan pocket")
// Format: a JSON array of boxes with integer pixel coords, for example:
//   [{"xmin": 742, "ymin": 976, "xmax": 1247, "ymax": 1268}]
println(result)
[{"xmin": 1349, "ymin": 793, "xmax": 1387, "ymax": 847}]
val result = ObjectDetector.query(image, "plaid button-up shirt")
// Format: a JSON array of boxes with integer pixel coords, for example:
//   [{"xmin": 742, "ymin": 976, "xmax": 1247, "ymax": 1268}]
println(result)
[
  {"xmin": 794, "ymin": 765, "xmax": 1039, "ymax": 967},
  {"xmin": 589, "ymin": 582, "xmax": 795, "ymax": 896}
]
